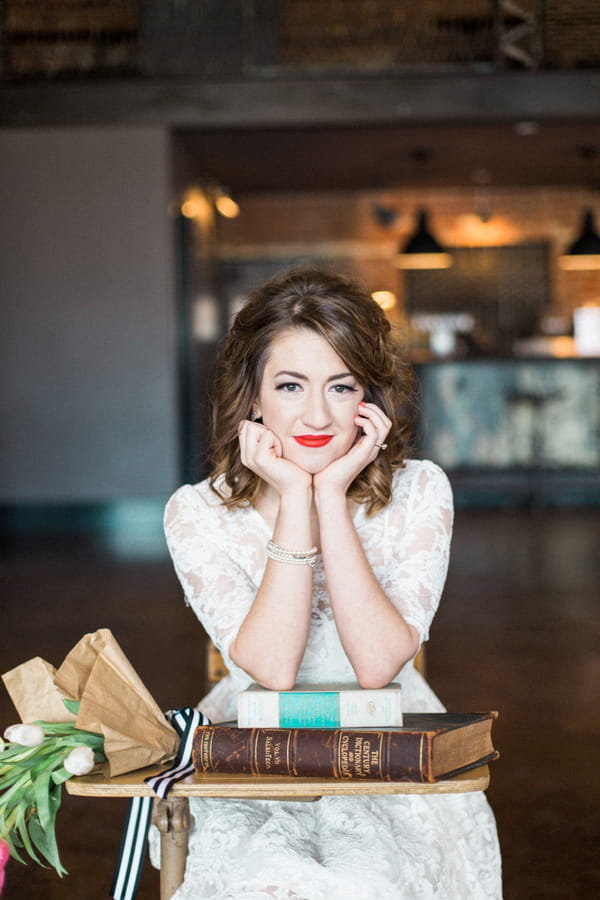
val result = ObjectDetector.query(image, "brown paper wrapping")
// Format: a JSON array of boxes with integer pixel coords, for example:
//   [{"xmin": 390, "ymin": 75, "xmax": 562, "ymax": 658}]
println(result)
[
  {"xmin": 52, "ymin": 628, "xmax": 116, "ymax": 701},
  {"xmin": 2, "ymin": 629, "xmax": 179, "ymax": 777},
  {"xmin": 2, "ymin": 657, "xmax": 76, "ymax": 724},
  {"xmin": 66, "ymin": 633, "xmax": 178, "ymax": 775}
]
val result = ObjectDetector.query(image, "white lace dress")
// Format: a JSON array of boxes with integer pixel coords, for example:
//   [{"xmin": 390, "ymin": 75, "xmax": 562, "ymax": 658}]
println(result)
[{"xmin": 149, "ymin": 460, "xmax": 502, "ymax": 899}]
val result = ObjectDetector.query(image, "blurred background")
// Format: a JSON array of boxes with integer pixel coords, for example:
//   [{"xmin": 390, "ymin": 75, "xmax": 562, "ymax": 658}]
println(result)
[{"xmin": 0, "ymin": 2, "xmax": 599, "ymax": 898}]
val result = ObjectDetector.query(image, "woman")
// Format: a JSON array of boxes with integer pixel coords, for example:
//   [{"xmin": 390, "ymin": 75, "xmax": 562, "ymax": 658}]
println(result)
[{"xmin": 151, "ymin": 267, "xmax": 502, "ymax": 899}]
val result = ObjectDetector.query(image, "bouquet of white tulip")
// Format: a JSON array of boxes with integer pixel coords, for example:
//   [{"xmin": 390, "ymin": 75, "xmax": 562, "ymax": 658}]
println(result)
[
  {"xmin": 0, "ymin": 713, "xmax": 105, "ymax": 874},
  {"xmin": 1, "ymin": 629, "xmax": 179, "ymax": 881}
]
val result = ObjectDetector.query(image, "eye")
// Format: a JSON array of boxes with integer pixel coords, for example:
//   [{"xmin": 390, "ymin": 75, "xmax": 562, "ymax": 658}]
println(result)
[
  {"xmin": 275, "ymin": 382, "xmax": 302, "ymax": 392},
  {"xmin": 330, "ymin": 383, "xmax": 358, "ymax": 394}
]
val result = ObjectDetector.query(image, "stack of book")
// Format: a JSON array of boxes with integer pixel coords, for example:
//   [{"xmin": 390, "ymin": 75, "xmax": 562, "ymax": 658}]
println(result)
[{"xmin": 192, "ymin": 683, "xmax": 499, "ymax": 783}]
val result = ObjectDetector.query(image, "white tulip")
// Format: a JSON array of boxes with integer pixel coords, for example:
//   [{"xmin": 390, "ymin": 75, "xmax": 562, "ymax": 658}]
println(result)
[
  {"xmin": 63, "ymin": 745, "xmax": 95, "ymax": 776},
  {"xmin": 3, "ymin": 723, "xmax": 45, "ymax": 747}
]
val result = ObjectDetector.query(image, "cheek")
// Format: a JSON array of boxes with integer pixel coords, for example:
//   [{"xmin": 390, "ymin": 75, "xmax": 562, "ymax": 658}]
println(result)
[
  {"xmin": 349, "ymin": 425, "xmax": 362, "ymax": 449},
  {"xmin": 341, "ymin": 412, "xmax": 362, "ymax": 449},
  {"xmin": 259, "ymin": 398, "xmax": 289, "ymax": 436}
]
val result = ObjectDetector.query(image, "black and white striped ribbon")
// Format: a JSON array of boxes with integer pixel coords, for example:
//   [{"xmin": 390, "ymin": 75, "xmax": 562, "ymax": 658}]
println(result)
[{"xmin": 111, "ymin": 706, "xmax": 210, "ymax": 900}]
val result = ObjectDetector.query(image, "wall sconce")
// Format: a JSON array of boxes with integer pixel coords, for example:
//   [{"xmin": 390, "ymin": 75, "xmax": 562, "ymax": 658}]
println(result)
[
  {"xmin": 213, "ymin": 185, "xmax": 240, "ymax": 219},
  {"xmin": 180, "ymin": 181, "xmax": 240, "ymax": 221},
  {"xmin": 180, "ymin": 188, "xmax": 212, "ymax": 223},
  {"xmin": 559, "ymin": 208, "xmax": 600, "ymax": 270},
  {"xmin": 395, "ymin": 209, "xmax": 452, "ymax": 270}
]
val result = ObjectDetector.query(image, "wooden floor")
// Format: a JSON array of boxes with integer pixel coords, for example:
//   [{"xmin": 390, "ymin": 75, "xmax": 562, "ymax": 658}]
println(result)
[{"xmin": 1, "ymin": 507, "xmax": 599, "ymax": 899}]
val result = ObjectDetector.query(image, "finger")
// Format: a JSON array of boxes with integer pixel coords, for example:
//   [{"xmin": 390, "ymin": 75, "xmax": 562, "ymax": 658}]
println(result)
[
  {"xmin": 351, "ymin": 427, "xmax": 382, "ymax": 467},
  {"xmin": 241, "ymin": 423, "xmax": 284, "ymax": 474},
  {"xmin": 238, "ymin": 420, "xmax": 263, "ymax": 466},
  {"xmin": 357, "ymin": 401, "xmax": 391, "ymax": 432},
  {"xmin": 352, "ymin": 421, "xmax": 388, "ymax": 464},
  {"xmin": 356, "ymin": 403, "xmax": 391, "ymax": 448},
  {"xmin": 355, "ymin": 408, "xmax": 383, "ymax": 443},
  {"xmin": 254, "ymin": 427, "xmax": 280, "ymax": 462}
]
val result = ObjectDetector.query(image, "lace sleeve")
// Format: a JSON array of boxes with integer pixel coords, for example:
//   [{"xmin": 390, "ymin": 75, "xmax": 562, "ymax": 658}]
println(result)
[
  {"xmin": 163, "ymin": 485, "xmax": 258, "ymax": 664},
  {"xmin": 381, "ymin": 461, "xmax": 454, "ymax": 644}
]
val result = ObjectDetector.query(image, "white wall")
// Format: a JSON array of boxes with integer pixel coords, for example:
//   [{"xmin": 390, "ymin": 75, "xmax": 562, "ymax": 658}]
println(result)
[{"xmin": 0, "ymin": 127, "xmax": 179, "ymax": 501}]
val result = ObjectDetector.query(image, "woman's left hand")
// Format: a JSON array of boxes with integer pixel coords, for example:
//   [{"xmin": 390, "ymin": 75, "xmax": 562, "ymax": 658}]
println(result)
[{"xmin": 314, "ymin": 401, "xmax": 391, "ymax": 495}]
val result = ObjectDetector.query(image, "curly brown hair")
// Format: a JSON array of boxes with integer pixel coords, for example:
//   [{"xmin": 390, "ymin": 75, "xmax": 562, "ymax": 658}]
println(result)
[{"xmin": 208, "ymin": 266, "xmax": 416, "ymax": 515}]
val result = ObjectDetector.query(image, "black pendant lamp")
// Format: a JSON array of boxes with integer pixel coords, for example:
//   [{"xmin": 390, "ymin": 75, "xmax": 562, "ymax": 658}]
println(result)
[
  {"xmin": 559, "ymin": 208, "xmax": 600, "ymax": 270},
  {"xmin": 395, "ymin": 209, "xmax": 452, "ymax": 270}
]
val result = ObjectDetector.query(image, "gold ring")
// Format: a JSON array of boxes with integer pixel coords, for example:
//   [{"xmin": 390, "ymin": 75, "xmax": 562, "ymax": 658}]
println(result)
[{"xmin": 376, "ymin": 442, "xmax": 388, "ymax": 450}]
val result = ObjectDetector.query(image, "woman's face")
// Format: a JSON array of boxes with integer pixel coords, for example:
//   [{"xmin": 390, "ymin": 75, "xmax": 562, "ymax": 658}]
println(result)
[{"xmin": 255, "ymin": 327, "xmax": 365, "ymax": 474}]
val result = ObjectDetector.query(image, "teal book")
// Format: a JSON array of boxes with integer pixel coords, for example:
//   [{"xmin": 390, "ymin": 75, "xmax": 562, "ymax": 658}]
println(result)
[{"xmin": 237, "ymin": 682, "xmax": 403, "ymax": 728}]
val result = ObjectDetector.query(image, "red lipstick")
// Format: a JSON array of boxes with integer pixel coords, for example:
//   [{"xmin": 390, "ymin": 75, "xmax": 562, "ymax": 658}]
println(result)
[{"xmin": 294, "ymin": 435, "xmax": 334, "ymax": 448}]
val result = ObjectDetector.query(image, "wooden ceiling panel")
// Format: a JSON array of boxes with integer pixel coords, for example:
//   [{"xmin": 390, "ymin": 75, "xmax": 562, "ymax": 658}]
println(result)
[{"xmin": 176, "ymin": 121, "xmax": 600, "ymax": 191}]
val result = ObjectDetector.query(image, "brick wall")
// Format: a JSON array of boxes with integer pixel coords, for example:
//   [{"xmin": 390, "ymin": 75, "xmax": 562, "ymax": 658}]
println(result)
[{"xmin": 215, "ymin": 185, "xmax": 600, "ymax": 326}]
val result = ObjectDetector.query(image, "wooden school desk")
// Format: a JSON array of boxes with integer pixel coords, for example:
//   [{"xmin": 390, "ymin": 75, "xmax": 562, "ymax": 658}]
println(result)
[{"xmin": 66, "ymin": 764, "xmax": 490, "ymax": 900}]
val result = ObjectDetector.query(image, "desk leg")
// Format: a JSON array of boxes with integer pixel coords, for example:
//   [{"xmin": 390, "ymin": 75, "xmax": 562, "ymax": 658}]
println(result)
[{"xmin": 152, "ymin": 796, "xmax": 191, "ymax": 900}]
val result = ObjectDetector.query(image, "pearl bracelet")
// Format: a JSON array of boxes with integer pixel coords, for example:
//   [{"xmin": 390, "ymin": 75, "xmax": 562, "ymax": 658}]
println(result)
[{"xmin": 266, "ymin": 539, "xmax": 318, "ymax": 568}]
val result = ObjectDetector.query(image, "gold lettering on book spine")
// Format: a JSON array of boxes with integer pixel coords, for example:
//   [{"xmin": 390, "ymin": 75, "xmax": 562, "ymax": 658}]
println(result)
[
  {"xmin": 264, "ymin": 734, "xmax": 273, "ymax": 772},
  {"xmin": 354, "ymin": 735, "xmax": 363, "ymax": 776},
  {"xmin": 371, "ymin": 743, "xmax": 380, "ymax": 773},
  {"xmin": 338, "ymin": 733, "xmax": 350, "ymax": 777},
  {"xmin": 362, "ymin": 739, "xmax": 371, "ymax": 776},
  {"xmin": 201, "ymin": 729, "xmax": 213, "ymax": 771}
]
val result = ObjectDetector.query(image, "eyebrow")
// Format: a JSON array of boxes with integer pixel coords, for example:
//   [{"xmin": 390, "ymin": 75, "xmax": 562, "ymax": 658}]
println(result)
[{"xmin": 273, "ymin": 370, "xmax": 354, "ymax": 382}]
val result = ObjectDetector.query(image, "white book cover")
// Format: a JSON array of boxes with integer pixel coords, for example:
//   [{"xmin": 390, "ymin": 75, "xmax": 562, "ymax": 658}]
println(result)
[{"xmin": 237, "ymin": 682, "xmax": 402, "ymax": 728}]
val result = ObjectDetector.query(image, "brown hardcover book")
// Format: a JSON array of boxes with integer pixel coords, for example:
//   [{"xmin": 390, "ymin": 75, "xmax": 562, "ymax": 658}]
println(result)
[{"xmin": 192, "ymin": 711, "xmax": 499, "ymax": 782}]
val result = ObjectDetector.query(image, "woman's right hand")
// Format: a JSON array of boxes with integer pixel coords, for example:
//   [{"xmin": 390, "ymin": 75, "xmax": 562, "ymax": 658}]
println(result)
[{"xmin": 238, "ymin": 420, "xmax": 312, "ymax": 497}]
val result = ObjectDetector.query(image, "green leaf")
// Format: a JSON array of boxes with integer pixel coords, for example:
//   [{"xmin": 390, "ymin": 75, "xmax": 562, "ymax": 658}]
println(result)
[
  {"xmin": 33, "ymin": 768, "xmax": 53, "ymax": 833},
  {"xmin": 28, "ymin": 813, "xmax": 67, "ymax": 876},
  {"xmin": 0, "ymin": 744, "xmax": 36, "ymax": 763},
  {"xmin": 48, "ymin": 780, "xmax": 63, "ymax": 822},
  {"xmin": 62, "ymin": 699, "xmax": 80, "ymax": 715},
  {"xmin": 51, "ymin": 767, "xmax": 72, "ymax": 786},
  {"xmin": 34, "ymin": 722, "xmax": 76, "ymax": 737},
  {"xmin": 0, "ymin": 765, "xmax": 29, "ymax": 791},
  {"xmin": 15, "ymin": 802, "xmax": 45, "ymax": 867},
  {"xmin": 0, "ymin": 768, "xmax": 31, "ymax": 810},
  {"xmin": 29, "ymin": 748, "xmax": 67, "ymax": 780},
  {"xmin": 1, "ymin": 824, "xmax": 28, "ymax": 866},
  {"xmin": 0, "ymin": 724, "xmax": 107, "ymax": 877}
]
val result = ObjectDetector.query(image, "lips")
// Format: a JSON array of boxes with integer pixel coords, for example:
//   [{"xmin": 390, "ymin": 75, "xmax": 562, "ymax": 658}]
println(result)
[{"xmin": 293, "ymin": 434, "xmax": 334, "ymax": 448}]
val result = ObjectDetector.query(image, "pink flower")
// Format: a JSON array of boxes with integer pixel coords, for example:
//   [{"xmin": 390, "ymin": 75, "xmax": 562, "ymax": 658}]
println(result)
[{"xmin": 0, "ymin": 838, "xmax": 9, "ymax": 894}]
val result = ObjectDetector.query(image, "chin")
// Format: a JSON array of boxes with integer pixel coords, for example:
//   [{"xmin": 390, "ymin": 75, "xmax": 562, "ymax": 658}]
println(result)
[
  {"xmin": 302, "ymin": 459, "xmax": 331, "ymax": 475},
  {"xmin": 285, "ymin": 453, "xmax": 327, "ymax": 475},
  {"xmin": 287, "ymin": 445, "xmax": 350, "ymax": 475}
]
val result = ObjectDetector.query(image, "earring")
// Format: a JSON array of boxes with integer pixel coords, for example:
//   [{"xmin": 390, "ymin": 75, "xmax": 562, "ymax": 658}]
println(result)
[{"xmin": 250, "ymin": 410, "xmax": 258, "ymax": 421}]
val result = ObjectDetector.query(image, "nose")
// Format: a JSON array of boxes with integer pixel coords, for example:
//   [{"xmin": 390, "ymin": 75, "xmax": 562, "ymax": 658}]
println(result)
[{"xmin": 302, "ymin": 390, "xmax": 333, "ymax": 429}]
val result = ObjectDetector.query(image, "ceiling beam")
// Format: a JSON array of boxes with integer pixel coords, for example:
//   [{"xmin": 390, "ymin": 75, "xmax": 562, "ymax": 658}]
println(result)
[{"xmin": 1, "ymin": 70, "xmax": 600, "ymax": 128}]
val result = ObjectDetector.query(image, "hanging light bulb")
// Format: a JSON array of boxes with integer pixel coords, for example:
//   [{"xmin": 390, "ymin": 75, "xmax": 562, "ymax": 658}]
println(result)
[
  {"xmin": 559, "ymin": 208, "xmax": 600, "ymax": 270},
  {"xmin": 395, "ymin": 209, "xmax": 452, "ymax": 270}
]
